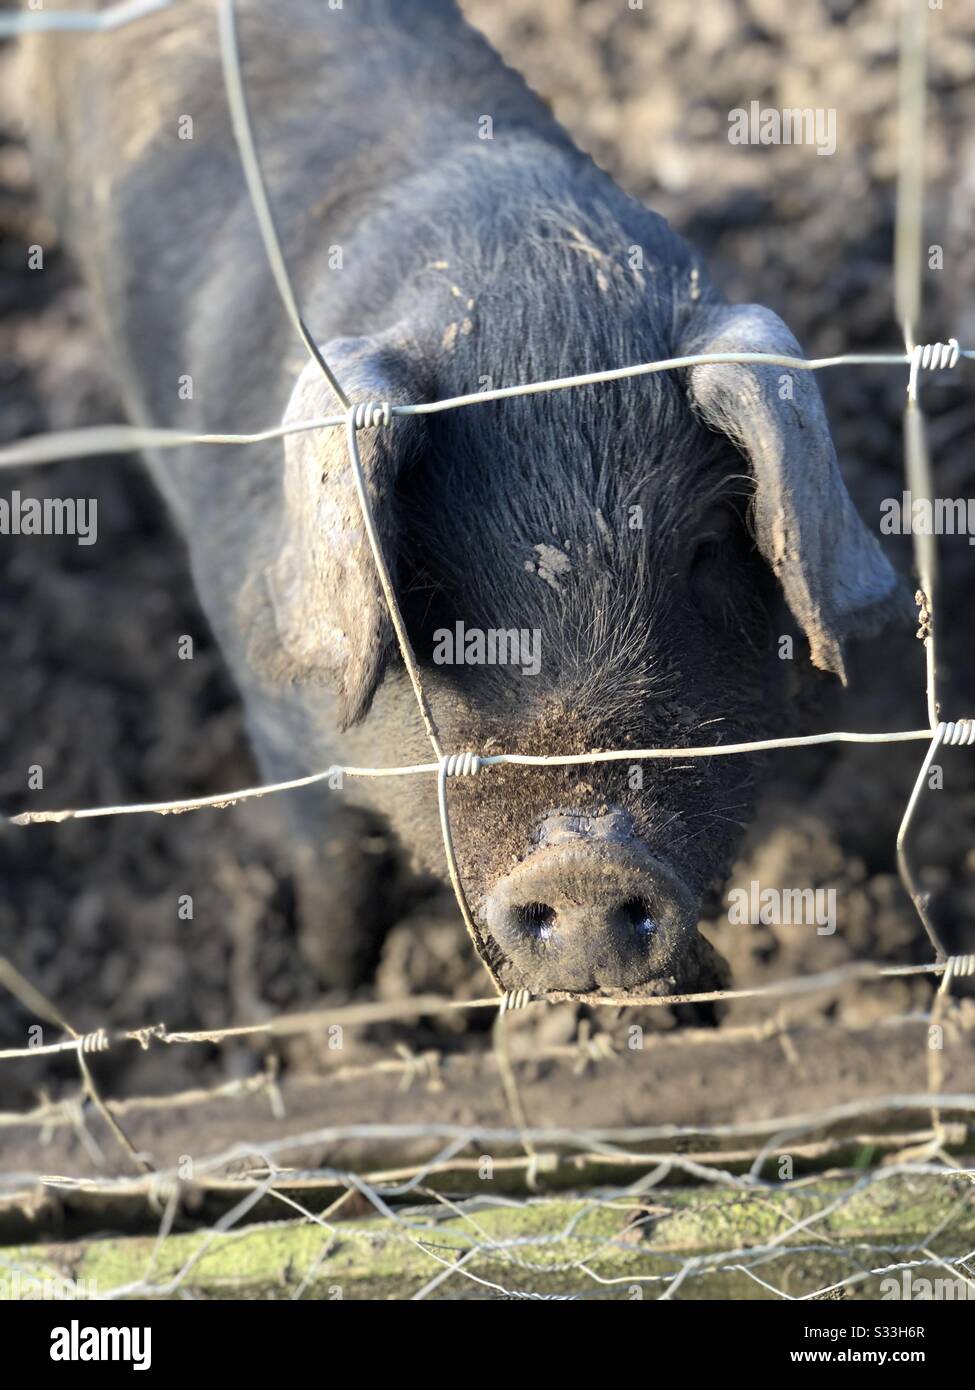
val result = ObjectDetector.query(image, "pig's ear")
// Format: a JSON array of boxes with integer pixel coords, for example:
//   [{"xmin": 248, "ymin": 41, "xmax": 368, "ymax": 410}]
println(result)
[
  {"xmin": 680, "ymin": 302, "xmax": 906, "ymax": 682},
  {"xmin": 265, "ymin": 335, "xmax": 425, "ymax": 728}
]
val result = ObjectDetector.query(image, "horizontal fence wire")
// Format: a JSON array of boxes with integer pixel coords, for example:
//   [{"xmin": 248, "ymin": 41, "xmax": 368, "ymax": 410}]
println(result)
[
  {"xmin": 1, "ymin": 0, "xmax": 971, "ymax": 978},
  {"xmin": 0, "ymin": 0, "xmax": 973, "ymax": 1301},
  {"xmin": 2, "ymin": 1130, "xmax": 974, "ymax": 1300},
  {"xmin": 0, "ymin": 346, "xmax": 971, "ymax": 471},
  {"xmin": 0, "ymin": 956, "xmax": 953, "ymax": 1060}
]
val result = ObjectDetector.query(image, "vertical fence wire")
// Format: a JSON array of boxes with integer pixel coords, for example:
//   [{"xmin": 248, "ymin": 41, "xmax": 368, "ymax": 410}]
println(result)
[{"xmin": 0, "ymin": 0, "xmax": 972, "ymax": 1299}]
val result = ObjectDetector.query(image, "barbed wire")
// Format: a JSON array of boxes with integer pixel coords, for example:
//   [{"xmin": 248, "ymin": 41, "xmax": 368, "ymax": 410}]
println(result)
[{"xmin": 0, "ymin": 0, "xmax": 973, "ymax": 1301}]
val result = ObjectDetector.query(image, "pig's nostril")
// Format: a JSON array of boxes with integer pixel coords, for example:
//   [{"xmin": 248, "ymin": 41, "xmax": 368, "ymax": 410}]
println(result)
[
  {"xmin": 618, "ymin": 897, "xmax": 657, "ymax": 938},
  {"xmin": 515, "ymin": 901, "xmax": 557, "ymax": 940},
  {"xmin": 486, "ymin": 840, "xmax": 698, "ymax": 994}
]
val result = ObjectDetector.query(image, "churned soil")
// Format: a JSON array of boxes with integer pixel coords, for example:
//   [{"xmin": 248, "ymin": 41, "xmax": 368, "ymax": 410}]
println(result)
[{"xmin": 1, "ymin": 0, "xmax": 973, "ymax": 1147}]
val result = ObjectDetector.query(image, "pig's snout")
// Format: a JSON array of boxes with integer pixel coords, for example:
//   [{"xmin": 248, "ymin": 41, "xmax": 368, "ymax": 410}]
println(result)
[{"xmin": 483, "ymin": 811, "xmax": 698, "ymax": 995}]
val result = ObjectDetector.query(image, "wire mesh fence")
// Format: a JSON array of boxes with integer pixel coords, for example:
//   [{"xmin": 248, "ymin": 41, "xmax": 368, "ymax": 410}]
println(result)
[{"xmin": 0, "ymin": 0, "xmax": 973, "ymax": 1300}]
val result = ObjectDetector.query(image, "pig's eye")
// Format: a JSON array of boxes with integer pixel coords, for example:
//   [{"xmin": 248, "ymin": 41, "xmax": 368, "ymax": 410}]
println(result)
[{"xmin": 691, "ymin": 504, "xmax": 736, "ymax": 553}]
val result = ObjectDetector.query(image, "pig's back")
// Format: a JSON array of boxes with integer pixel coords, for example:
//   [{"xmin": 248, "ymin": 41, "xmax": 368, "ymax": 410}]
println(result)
[
  {"xmin": 19, "ymin": 0, "xmax": 569, "ymax": 434},
  {"xmin": 20, "ymin": 0, "xmax": 561, "ymax": 298}
]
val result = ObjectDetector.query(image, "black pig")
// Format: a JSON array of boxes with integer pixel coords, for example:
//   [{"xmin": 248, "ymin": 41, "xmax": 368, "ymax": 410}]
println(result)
[{"xmin": 22, "ymin": 0, "xmax": 903, "ymax": 996}]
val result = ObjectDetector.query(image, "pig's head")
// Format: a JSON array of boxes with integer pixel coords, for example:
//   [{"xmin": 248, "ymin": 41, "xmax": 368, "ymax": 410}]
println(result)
[{"xmin": 265, "ymin": 217, "xmax": 904, "ymax": 999}]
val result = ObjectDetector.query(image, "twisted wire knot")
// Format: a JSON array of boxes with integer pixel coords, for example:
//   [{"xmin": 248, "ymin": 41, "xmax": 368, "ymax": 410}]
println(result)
[
  {"xmin": 394, "ymin": 1043, "xmax": 444, "ymax": 1092},
  {"xmin": 128, "ymin": 1023, "xmax": 167, "ymax": 1050},
  {"xmin": 499, "ymin": 987, "xmax": 533, "ymax": 1015},
  {"xmin": 441, "ymin": 751, "xmax": 483, "ymax": 777},
  {"xmin": 944, "ymin": 954, "xmax": 975, "ymax": 980},
  {"xmin": 573, "ymin": 1022, "xmax": 617, "ymax": 1075},
  {"xmin": 146, "ymin": 1171, "xmax": 181, "ymax": 1214},
  {"xmin": 937, "ymin": 720, "xmax": 975, "ymax": 747},
  {"xmin": 348, "ymin": 400, "xmax": 392, "ymax": 430},
  {"xmin": 908, "ymin": 338, "xmax": 960, "ymax": 401}
]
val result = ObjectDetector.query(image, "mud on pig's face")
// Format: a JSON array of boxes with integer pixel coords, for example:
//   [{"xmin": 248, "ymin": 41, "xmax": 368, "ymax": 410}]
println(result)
[{"xmin": 268, "ymin": 303, "xmax": 904, "ymax": 996}]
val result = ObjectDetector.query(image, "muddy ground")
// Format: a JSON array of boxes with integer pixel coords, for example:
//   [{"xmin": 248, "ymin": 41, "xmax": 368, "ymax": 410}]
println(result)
[{"xmin": 1, "ymin": 0, "xmax": 974, "ymax": 1155}]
